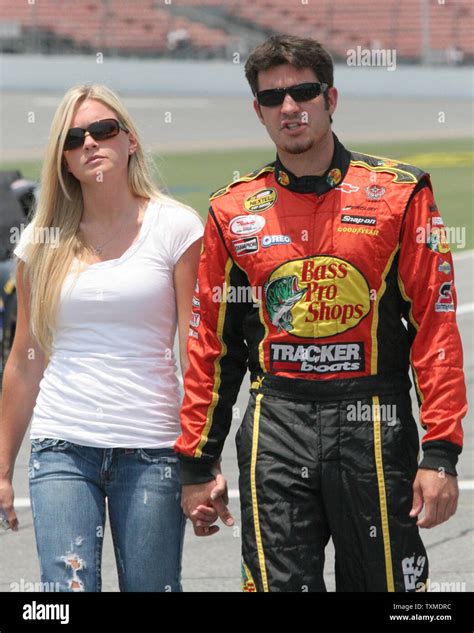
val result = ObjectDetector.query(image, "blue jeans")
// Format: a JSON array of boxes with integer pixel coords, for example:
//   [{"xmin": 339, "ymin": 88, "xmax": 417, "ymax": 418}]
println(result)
[{"xmin": 28, "ymin": 438, "xmax": 186, "ymax": 592}]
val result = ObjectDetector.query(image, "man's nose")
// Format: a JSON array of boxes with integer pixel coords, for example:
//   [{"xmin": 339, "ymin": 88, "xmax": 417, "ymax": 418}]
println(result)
[{"xmin": 280, "ymin": 93, "xmax": 300, "ymax": 115}]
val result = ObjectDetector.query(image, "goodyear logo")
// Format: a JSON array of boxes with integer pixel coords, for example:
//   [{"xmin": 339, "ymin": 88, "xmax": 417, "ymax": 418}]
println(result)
[
  {"xmin": 244, "ymin": 188, "xmax": 277, "ymax": 213},
  {"xmin": 264, "ymin": 256, "xmax": 371, "ymax": 338}
]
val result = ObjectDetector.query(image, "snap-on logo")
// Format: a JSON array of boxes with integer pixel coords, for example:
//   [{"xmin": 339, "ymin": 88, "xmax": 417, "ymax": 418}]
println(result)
[
  {"xmin": 341, "ymin": 214, "xmax": 377, "ymax": 226},
  {"xmin": 229, "ymin": 215, "xmax": 266, "ymax": 236}
]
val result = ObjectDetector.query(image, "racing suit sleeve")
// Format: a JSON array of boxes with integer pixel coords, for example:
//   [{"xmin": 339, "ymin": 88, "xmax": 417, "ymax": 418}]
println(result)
[
  {"xmin": 398, "ymin": 179, "xmax": 467, "ymax": 476},
  {"xmin": 174, "ymin": 206, "xmax": 249, "ymax": 484}
]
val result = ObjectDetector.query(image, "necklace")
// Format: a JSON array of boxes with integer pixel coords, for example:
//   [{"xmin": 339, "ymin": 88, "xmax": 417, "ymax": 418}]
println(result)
[{"xmin": 89, "ymin": 212, "xmax": 132, "ymax": 255}]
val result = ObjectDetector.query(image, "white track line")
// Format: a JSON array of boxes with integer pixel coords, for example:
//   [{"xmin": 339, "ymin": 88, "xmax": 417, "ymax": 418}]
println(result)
[
  {"xmin": 12, "ymin": 481, "xmax": 474, "ymax": 508},
  {"xmin": 453, "ymin": 249, "xmax": 474, "ymax": 261}
]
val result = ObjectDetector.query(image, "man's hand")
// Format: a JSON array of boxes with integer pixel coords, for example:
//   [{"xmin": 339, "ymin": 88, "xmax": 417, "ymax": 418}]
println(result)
[
  {"xmin": 181, "ymin": 473, "xmax": 234, "ymax": 537},
  {"xmin": 410, "ymin": 468, "xmax": 459, "ymax": 528}
]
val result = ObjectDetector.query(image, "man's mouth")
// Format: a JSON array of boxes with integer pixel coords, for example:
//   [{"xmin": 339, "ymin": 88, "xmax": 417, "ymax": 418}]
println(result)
[{"xmin": 281, "ymin": 121, "xmax": 306, "ymax": 133}]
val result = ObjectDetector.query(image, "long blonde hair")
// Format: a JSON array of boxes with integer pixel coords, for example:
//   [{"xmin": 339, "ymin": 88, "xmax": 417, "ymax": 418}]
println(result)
[{"xmin": 24, "ymin": 84, "xmax": 175, "ymax": 356}]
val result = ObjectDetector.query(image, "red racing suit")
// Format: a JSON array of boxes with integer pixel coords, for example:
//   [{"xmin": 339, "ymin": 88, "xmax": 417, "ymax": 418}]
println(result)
[{"xmin": 175, "ymin": 134, "xmax": 467, "ymax": 484}]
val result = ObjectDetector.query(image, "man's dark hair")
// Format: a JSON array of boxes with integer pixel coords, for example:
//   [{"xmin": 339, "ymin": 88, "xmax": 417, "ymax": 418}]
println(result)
[{"xmin": 245, "ymin": 35, "xmax": 334, "ymax": 96}]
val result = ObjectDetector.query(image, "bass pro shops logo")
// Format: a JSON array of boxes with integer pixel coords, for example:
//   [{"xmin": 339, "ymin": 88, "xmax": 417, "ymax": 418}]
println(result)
[{"xmin": 263, "ymin": 256, "xmax": 371, "ymax": 338}]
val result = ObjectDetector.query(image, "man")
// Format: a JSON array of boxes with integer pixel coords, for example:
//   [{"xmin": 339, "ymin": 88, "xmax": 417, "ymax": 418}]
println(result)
[{"xmin": 174, "ymin": 35, "xmax": 467, "ymax": 592}]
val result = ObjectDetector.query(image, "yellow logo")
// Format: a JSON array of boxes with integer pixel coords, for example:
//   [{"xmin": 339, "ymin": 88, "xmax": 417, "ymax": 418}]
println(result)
[
  {"xmin": 327, "ymin": 168, "xmax": 342, "ymax": 186},
  {"xmin": 244, "ymin": 188, "xmax": 277, "ymax": 213},
  {"xmin": 241, "ymin": 560, "xmax": 257, "ymax": 592},
  {"xmin": 264, "ymin": 256, "xmax": 371, "ymax": 338},
  {"xmin": 278, "ymin": 170, "xmax": 290, "ymax": 186},
  {"xmin": 426, "ymin": 219, "xmax": 450, "ymax": 254}
]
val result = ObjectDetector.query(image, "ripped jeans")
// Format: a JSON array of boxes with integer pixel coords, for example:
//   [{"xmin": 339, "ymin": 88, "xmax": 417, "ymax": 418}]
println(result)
[{"xmin": 28, "ymin": 438, "xmax": 186, "ymax": 592}]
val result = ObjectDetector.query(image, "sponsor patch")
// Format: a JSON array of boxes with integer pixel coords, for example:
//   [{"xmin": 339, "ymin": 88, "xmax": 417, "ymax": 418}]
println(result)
[
  {"xmin": 190, "ymin": 312, "xmax": 200, "ymax": 328},
  {"xmin": 335, "ymin": 182, "xmax": 359, "ymax": 194},
  {"xmin": 241, "ymin": 560, "xmax": 257, "ymax": 592},
  {"xmin": 431, "ymin": 216, "xmax": 444, "ymax": 226},
  {"xmin": 262, "ymin": 234, "xmax": 291, "ymax": 248},
  {"xmin": 229, "ymin": 214, "xmax": 265, "ymax": 236},
  {"xmin": 270, "ymin": 342, "xmax": 365, "ymax": 373},
  {"xmin": 340, "ymin": 214, "xmax": 377, "ymax": 226},
  {"xmin": 244, "ymin": 188, "xmax": 277, "ymax": 213},
  {"xmin": 264, "ymin": 256, "xmax": 371, "ymax": 338},
  {"xmin": 365, "ymin": 184, "xmax": 386, "ymax": 200},
  {"xmin": 277, "ymin": 170, "xmax": 290, "ymax": 186},
  {"xmin": 402, "ymin": 555, "xmax": 427, "ymax": 592},
  {"xmin": 435, "ymin": 281, "xmax": 455, "ymax": 312},
  {"xmin": 233, "ymin": 236, "xmax": 259, "ymax": 256},
  {"xmin": 426, "ymin": 218, "xmax": 450, "ymax": 254},
  {"xmin": 342, "ymin": 204, "xmax": 377, "ymax": 212},
  {"xmin": 376, "ymin": 158, "xmax": 399, "ymax": 168},
  {"xmin": 326, "ymin": 168, "xmax": 342, "ymax": 187},
  {"xmin": 438, "ymin": 260, "xmax": 452, "ymax": 275},
  {"xmin": 337, "ymin": 226, "xmax": 379, "ymax": 236}
]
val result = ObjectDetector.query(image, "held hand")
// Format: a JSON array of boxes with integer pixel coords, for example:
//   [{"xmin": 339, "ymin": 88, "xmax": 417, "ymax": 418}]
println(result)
[
  {"xmin": 0, "ymin": 478, "xmax": 19, "ymax": 532},
  {"xmin": 181, "ymin": 476, "xmax": 234, "ymax": 537},
  {"xmin": 410, "ymin": 468, "xmax": 459, "ymax": 528}
]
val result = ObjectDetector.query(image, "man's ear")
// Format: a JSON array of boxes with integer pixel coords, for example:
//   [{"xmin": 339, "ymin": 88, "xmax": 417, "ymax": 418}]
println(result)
[
  {"xmin": 326, "ymin": 86, "xmax": 338, "ymax": 117},
  {"xmin": 253, "ymin": 98, "xmax": 265, "ymax": 125}
]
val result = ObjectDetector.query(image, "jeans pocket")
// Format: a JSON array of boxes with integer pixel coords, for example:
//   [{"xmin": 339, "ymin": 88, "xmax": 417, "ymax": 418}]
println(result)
[{"xmin": 30, "ymin": 438, "xmax": 72, "ymax": 453}]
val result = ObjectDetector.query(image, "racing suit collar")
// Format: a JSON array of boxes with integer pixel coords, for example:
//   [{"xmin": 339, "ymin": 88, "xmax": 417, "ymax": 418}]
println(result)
[{"xmin": 274, "ymin": 133, "xmax": 350, "ymax": 195}]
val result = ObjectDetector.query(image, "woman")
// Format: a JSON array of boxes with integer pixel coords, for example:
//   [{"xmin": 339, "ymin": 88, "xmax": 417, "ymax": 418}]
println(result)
[{"xmin": 0, "ymin": 84, "xmax": 203, "ymax": 591}]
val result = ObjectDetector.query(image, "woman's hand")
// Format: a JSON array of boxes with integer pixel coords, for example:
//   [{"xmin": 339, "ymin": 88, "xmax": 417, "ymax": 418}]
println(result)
[{"xmin": 0, "ymin": 478, "xmax": 19, "ymax": 531}]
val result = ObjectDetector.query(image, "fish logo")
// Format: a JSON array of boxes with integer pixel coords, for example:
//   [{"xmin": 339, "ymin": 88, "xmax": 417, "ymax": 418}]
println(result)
[{"xmin": 264, "ymin": 275, "xmax": 306, "ymax": 332}]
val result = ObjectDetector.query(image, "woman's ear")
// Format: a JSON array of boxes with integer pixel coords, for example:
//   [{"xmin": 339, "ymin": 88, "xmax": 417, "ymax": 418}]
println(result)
[{"xmin": 128, "ymin": 132, "xmax": 138, "ymax": 156}]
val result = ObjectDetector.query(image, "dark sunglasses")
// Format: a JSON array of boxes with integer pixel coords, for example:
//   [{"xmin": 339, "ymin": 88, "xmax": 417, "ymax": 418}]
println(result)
[
  {"xmin": 63, "ymin": 118, "xmax": 129, "ymax": 150},
  {"xmin": 256, "ymin": 82, "xmax": 328, "ymax": 107}
]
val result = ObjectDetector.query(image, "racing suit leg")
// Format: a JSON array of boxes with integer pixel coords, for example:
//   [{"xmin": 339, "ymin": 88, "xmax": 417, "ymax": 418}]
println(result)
[
  {"xmin": 321, "ymin": 392, "xmax": 429, "ymax": 592},
  {"xmin": 236, "ymin": 391, "xmax": 330, "ymax": 592}
]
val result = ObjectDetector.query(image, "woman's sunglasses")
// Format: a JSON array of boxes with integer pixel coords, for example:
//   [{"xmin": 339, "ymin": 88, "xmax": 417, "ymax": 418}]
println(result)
[
  {"xmin": 256, "ymin": 82, "xmax": 328, "ymax": 107},
  {"xmin": 63, "ymin": 118, "xmax": 129, "ymax": 151}
]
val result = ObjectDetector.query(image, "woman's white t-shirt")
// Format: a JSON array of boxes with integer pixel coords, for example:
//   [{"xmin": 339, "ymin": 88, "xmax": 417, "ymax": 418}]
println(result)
[{"xmin": 14, "ymin": 199, "xmax": 203, "ymax": 448}]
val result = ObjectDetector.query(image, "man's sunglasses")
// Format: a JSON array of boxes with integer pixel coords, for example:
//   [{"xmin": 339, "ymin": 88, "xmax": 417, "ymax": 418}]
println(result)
[
  {"xmin": 63, "ymin": 118, "xmax": 129, "ymax": 150},
  {"xmin": 256, "ymin": 82, "xmax": 328, "ymax": 107}
]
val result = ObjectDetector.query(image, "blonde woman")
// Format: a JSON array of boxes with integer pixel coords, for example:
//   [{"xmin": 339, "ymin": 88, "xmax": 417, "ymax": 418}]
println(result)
[{"xmin": 0, "ymin": 85, "xmax": 203, "ymax": 592}]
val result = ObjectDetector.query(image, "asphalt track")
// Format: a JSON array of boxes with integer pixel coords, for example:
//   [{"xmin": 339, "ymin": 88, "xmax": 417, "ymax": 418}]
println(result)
[
  {"xmin": 0, "ymin": 93, "xmax": 473, "ymax": 160},
  {"xmin": 0, "ymin": 92, "xmax": 472, "ymax": 593}
]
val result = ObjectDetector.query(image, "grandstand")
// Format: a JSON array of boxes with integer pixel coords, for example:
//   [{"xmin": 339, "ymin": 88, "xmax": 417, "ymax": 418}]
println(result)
[{"xmin": 0, "ymin": 0, "xmax": 473, "ymax": 62}]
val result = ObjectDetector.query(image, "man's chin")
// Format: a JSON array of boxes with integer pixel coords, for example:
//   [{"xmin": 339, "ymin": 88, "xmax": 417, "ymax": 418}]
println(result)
[{"xmin": 280, "ymin": 140, "xmax": 314, "ymax": 155}]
